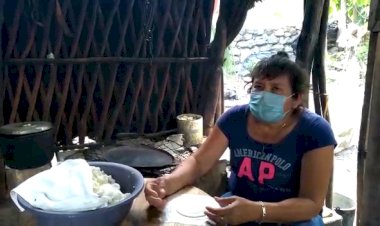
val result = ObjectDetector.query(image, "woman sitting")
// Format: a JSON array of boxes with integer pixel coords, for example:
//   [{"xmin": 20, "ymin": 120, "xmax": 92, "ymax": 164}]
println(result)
[{"xmin": 144, "ymin": 52, "xmax": 336, "ymax": 226}]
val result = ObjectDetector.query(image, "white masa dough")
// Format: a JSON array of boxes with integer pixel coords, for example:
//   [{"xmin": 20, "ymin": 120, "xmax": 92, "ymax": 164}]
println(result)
[
  {"xmin": 170, "ymin": 194, "xmax": 220, "ymax": 218},
  {"xmin": 91, "ymin": 166, "xmax": 129, "ymax": 206}
]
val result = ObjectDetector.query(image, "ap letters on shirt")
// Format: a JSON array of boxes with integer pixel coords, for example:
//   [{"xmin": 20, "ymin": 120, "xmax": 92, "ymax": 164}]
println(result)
[{"xmin": 237, "ymin": 157, "xmax": 275, "ymax": 184}]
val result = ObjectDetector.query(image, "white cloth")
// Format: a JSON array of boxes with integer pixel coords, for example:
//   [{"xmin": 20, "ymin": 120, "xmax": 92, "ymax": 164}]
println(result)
[
  {"xmin": 10, "ymin": 159, "xmax": 107, "ymax": 212},
  {"xmin": 160, "ymin": 194, "xmax": 220, "ymax": 226}
]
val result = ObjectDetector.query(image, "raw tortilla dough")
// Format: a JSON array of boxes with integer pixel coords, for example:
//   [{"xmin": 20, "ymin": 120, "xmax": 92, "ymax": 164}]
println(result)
[{"xmin": 171, "ymin": 194, "xmax": 220, "ymax": 218}]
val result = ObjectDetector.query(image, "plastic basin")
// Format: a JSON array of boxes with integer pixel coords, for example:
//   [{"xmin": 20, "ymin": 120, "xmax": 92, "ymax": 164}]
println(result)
[{"xmin": 17, "ymin": 161, "xmax": 144, "ymax": 226}]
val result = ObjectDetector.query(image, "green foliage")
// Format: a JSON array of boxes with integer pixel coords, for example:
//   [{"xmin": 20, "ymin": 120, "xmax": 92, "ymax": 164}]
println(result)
[
  {"xmin": 329, "ymin": 0, "xmax": 370, "ymax": 68},
  {"xmin": 347, "ymin": 1, "xmax": 370, "ymax": 25},
  {"xmin": 223, "ymin": 46, "xmax": 236, "ymax": 77},
  {"xmin": 330, "ymin": 0, "xmax": 370, "ymax": 25},
  {"xmin": 356, "ymin": 34, "xmax": 369, "ymax": 65}
]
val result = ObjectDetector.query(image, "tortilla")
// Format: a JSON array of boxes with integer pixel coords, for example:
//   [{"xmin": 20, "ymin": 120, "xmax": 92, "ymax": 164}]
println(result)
[{"xmin": 170, "ymin": 194, "xmax": 220, "ymax": 218}]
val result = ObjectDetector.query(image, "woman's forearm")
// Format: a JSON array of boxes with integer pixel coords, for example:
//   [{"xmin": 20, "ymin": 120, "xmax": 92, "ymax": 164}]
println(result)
[
  {"xmin": 256, "ymin": 198, "xmax": 321, "ymax": 223},
  {"xmin": 164, "ymin": 156, "xmax": 203, "ymax": 196},
  {"xmin": 163, "ymin": 126, "xmax": 228, "ymax": 196}
]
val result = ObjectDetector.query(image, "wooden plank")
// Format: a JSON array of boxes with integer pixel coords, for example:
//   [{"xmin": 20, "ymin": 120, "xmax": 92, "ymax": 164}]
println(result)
[
  {"xmin": 368, "ymin": 0, "xmax": 380, "ymax": 31},
  {"xmin": 361, "ymin": 33, "xmax": 380, "ymax": 225}
]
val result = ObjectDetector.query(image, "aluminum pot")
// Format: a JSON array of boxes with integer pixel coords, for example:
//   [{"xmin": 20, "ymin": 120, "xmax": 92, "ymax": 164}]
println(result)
[{"xmin": 0, "ymin": 122, "xmax": 56, "ymax": 169}]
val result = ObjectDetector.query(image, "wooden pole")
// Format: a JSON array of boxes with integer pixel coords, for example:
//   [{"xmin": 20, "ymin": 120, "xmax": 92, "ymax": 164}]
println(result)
[
  {"xmin": 0, "ymin": 0, "xmax": 6, "ymax": 201},
  {"xmin": 361, "ymin": 32, "xmax": 380, "ymax": 226},
  {"xmin": 311, "ymin": 0, "xmax": 332, "ymax": 208},
  {"xmin": 201, "ymin": 24, "xmax": 226, "ymax": 135},
  {"xmin": 201, "ymin": 0, "xmax": 254, "ymax": 134},
  {"xmin": 296, "ymin": 0, "xmax": 325, "ymax": 107},
  {"xmin": 356, "ymin": 31, "xmax": 377, "ymax": 226},
  {"xmin": 201, "ymin": 0, "xmax": 227, "ymax": 135},
  {"xmin": 0, "ymin": 0, "xmax": 3, "ymax": 127},
  {"xmin": 357, "ymin": 1, "xmax": 379, "ymax": 224}
]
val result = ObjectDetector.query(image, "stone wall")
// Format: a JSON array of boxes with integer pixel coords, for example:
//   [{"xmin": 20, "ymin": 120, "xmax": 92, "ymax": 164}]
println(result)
[{"xmin": 227, "ymin": 26, "xmax": 301, "ymax": 76}]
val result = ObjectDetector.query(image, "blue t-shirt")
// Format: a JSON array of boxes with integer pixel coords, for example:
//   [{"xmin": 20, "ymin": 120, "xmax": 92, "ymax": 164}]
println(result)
[{"xmin": 216, "ymin": 104, "xmax": 336, "ymax": 224}]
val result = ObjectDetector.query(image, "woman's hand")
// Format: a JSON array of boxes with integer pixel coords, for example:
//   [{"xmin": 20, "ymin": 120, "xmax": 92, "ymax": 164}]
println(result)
[
  {"xmin": 205, "ymin": 196, "xmax": 261, "ymax": 225},
  {"xmin": 144, "ymin": 177, "xmax": 168, "ymax": 209}
]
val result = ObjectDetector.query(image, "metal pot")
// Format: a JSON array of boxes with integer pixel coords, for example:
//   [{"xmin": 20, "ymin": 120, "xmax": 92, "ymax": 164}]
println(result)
[{"xmin": 0, "ymin": 121, "xmax": 56, "ymax": 169}]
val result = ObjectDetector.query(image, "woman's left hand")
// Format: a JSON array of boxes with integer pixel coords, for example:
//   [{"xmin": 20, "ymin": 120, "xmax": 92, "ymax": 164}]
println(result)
[{"xmin": 205, "ymin": 196, "xmax": 261, "ymax": 225}]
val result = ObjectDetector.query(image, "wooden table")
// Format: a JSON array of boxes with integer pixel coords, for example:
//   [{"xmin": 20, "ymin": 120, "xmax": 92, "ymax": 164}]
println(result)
[{"xmin": 121, "ymin": 180, "xmax": 212, "ymax": 226}]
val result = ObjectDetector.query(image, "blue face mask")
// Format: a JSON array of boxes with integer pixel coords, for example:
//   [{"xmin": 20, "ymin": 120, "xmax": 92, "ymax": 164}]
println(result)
[{"xmin": 249, "ymin": 91, "xmax": 292, "ymax": 123}]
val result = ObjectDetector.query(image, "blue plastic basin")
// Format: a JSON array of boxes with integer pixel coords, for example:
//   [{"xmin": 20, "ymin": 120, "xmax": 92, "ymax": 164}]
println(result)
[{"xmin": 17, "ymin": 161, "xmax": 144, "ymax": 226}]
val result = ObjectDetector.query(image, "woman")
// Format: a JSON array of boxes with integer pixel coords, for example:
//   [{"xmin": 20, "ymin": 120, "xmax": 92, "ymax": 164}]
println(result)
[{"xmin": 144, "ymin": 52, "xmax": 336, "ymax": 226}]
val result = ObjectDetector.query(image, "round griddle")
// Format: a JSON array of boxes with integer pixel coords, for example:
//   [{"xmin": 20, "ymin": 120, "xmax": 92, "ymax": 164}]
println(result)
[{"xmin": 102, "ymin": 144, "xmax": 176, "ymax": 169}]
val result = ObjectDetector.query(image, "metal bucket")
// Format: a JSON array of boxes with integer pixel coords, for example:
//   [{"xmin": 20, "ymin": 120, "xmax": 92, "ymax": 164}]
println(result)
[{"xmin": 333, "ymin": 192, "xmax": 356, "ymax": 226}]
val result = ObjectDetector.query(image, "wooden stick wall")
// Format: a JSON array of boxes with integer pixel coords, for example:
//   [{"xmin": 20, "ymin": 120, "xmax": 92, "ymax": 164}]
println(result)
[{"xmin": 0, "ymin": 0, "xmax": 215, "ymax": 144}]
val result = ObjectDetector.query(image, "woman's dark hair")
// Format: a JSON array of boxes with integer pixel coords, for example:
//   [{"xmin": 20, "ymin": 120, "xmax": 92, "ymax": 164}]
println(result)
[{"xmin": 247, "ymin": 51, "xmax": 307, "ymax": 98}]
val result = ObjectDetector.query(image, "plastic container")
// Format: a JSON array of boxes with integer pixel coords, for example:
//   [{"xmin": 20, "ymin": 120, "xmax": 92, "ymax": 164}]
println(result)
[
  {"xmin": 17, "ymin": 161, "xmax": 144, "ymax": 226},
  {"xmin": 333, "ymin": 192, "xmax": 356, "ymax": 226},
  {"xmin": 176, "ymin": 113, "xmax": 203, "ymax": 146}
]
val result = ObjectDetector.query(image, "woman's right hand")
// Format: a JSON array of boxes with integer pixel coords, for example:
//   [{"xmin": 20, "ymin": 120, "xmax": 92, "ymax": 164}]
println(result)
[{"xmin": 144, "ymin": 176, "xmax": 168, "ymax": 209}]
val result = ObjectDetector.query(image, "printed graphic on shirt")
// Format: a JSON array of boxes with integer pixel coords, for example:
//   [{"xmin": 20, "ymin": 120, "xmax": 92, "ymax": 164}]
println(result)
[
  {"xmin": 234, "ymin": 148, "xmax": 292, "ymax": 170},
  {"xmin": 232, "ymin": 148, "xmax": 295, "ymax": 188}
]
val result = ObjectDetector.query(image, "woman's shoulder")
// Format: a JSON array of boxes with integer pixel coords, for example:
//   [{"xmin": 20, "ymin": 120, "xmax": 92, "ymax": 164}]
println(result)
[
  {"xmin": 298, "ymin": 108, "xmax": 337, "ymax": 150},
  {"xmin": 222, "ymin": 104, "xmax": 249, "ymax": 118},
  {"xmin": 300, "ymin": 109, "xmax": 332, "ymax": 129},
  {"xmin": 216, "ymin": 104, "xmax": 248, "ymax": 139}
]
